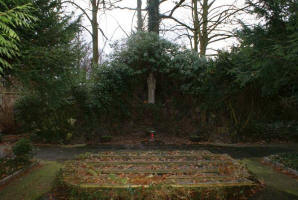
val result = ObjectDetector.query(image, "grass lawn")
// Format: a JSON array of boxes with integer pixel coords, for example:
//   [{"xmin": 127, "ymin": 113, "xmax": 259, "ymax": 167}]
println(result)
[
  {"xmin": 243, "ymin": 158, "xmax": 298, "ymax": 200},
  {"xmin": 0, "ymin": 161, "xmax": 62, "ymax": 200}
]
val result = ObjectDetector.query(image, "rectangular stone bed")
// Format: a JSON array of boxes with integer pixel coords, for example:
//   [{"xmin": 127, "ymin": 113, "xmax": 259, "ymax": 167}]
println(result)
[{"xmin": 60, "ymin": 151, "xmax": 260, "ymax": 199}]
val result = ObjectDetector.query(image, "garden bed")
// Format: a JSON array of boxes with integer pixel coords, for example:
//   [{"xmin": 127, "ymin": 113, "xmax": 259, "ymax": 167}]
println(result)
[
  {"xmin": 0, "ymin": 157, "xmax": 25, "ymax": 180},
  {"xmin": 59, "ymin": 150, "xmax": 261, "ymax": 199},
  {"xmin": 0, "ymin": 157, "xmax": 35, "ymax": 186},
  {"xmin": 0, "ymin": 138, "xmax": 35, "ymax": 186}
]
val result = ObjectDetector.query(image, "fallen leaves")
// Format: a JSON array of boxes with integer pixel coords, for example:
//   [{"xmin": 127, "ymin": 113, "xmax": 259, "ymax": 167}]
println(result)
[{"xmin": 63, "ymin": 150, "xmax": 255, "ymax": 187}]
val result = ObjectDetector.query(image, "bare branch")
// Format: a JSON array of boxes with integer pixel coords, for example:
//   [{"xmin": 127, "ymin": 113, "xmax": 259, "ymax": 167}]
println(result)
[
  {"xmin": 98, "ymin": 0, "xmax": 123, "ymax": 9},
  {"xmin": 110, "ymin": 6, "xmax": 146, "ymax": 11},
  {"xmin": 81, "ymin": 25, "xmax": 93, "ymax": 36},
  {"xmin": 208, "ymin": 35, "xmax": 234, "ymax": 44},
  {"xmin": 160, "ymin": 0, "xmax": 168, "ymax": 5},
  {"xmin": 105, "ymin": 13, "xmax": 129, "ymax": 37},
  {"xmin": 207, "ymin": 5, "xmax": 249, "ymax": 35},
  {"xmin": 98, "ymin": 27, "xmax": 108, "ymax": 40},
  {"xmin": 62, "ymin": 0, "xmax": 92, "ymax": 23},
  {"xmin": 161, "ymin": 16, "xmax": 193, "ymax": 30},
  {"xmin": 160, "ymin": 0, "xmax": 186, "ymax": 18}
]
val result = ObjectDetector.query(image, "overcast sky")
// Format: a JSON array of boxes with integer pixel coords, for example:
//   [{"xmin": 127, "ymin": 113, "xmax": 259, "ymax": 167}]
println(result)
[{"xmin": 64, "ymin": 0, "xmax": 257, "ymax": 58}]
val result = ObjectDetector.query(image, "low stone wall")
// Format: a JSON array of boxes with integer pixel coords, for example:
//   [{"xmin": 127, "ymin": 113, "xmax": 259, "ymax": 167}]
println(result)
[{"xmin": 0, "ymin": 162, "xmax": 37, "ymax": 186}]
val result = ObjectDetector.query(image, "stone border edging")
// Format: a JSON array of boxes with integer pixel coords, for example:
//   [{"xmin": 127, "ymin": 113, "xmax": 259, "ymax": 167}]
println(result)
[
  {"xmin": 263, "ymin": 156, "xmax": 298, "ymax": 177},
  {"xmin": 0, "ymin": 161, "xmax": 38, "ymax": 186}
]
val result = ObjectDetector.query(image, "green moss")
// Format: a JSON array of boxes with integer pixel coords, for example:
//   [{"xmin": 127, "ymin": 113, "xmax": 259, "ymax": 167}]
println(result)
[{"xmin": 0, "ymin": 161, "xmax": 62, "ymax": 200}]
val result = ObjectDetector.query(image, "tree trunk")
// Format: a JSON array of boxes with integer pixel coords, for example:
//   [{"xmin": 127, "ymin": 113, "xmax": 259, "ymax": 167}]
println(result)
[
  {"xmin": 199, "ymin": 0, "xmax": 208, "ymax": 56},
  {"xmin": 147, "ymin": 0, "xmax": 159, "ymax": 33},
  {"xmin": 192, "ymin": 0, "xmax": 199, "ymax": 52},
  {"xmin": 147, "ymin": 72, "xmax": 156, "ymax": 104},
  {"xmin": 137, "ymin": 0, "xmax": 143, "ymax": 31},
  {"xmin": 92, "ymin": 0, "xmax": 99, "ymax": 64},
  {"xmin": 146, "ymin": 0, "xmax": 159, "ymax": 104}
]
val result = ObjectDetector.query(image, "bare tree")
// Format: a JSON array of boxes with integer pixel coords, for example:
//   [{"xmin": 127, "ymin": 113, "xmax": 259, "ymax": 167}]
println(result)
[
  {"xmin": 84, "ymin": 0, "xmax": 185, "ymax": 103},
  {"xmin": 161, "ymin": 0, "xmax": 247, "ymax": 56},
  {"xmin": 63, "ymin": 0, "xmax": 120, "ymax": 64}
]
